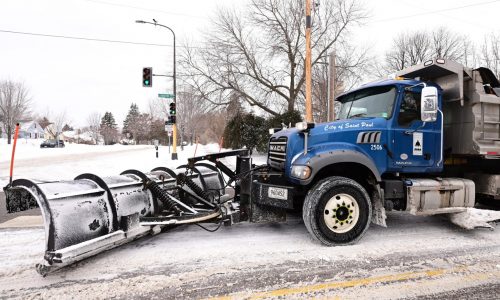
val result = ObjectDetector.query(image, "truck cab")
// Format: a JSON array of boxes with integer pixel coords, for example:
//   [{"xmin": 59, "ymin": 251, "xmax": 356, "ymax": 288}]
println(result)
[
  {"xmin": 271, "ymin": 79, "xmax": 442, "ymax": 182},
  {"xmin": 254, "ymin": 59, "xmax": 499, "ymax": 246}
]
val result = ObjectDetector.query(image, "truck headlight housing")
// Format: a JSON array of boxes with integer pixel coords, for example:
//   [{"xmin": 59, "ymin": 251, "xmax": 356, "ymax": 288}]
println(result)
[
  {"xmin": 295, "ymin": 121, "xmax": 315, "ymax": 131},
  {"xmin": 291, "ymin": 165, "xmax": 311, "ymax": 179}
]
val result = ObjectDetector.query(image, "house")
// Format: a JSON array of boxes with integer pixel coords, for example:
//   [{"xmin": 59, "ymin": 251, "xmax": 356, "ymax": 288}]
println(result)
[{"xmin": 19, "ymin": 121, "xmax": 45, "ymax": 139}]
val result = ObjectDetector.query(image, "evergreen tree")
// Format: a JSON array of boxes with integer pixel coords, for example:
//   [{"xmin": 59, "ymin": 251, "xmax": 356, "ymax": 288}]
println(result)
[
  {"xmin": 100, "ymin": 112, "xmax": 118, "ymax": 145},
  {"xmin": 123, "ymin": 103, "xmax": 144, "ymax": 143},
  {"xmin": 123, "ymin": 103, "xmax": 139, "ymax": 136},
  {"xmin": 223, "ymin": 112, "xmax": 266, "ymax": 153},
  {"xmin": 101, "ymin": 112, "xmax": 117, "ymax": 129},
  {"xmin": 62, "ymin": 124, "xmax": 74, "ymax": 131}
]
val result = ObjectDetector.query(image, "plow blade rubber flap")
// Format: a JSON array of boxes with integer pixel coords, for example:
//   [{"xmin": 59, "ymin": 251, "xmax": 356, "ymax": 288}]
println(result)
[{"xmin": 3, "ymin": 167, "xmax": 191, "ymax": 276}]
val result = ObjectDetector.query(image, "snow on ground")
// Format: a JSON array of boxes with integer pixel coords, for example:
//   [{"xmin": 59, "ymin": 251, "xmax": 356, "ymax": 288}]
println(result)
[
  {"xmin": 0, "ymin": 139, "xmax": 499, "ymax": 298},
  {"xmin": 0, "ymin": 138, "xmax": 257, "ymax": 186},
  {"xmin": 0, "ymin": 213, "xmax": 499, "ymax": 298}
]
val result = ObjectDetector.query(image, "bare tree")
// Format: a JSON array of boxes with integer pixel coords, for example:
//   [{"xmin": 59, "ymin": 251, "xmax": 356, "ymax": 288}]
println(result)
[
  {"xmin": 87, "ymin": 111, "xmax": 102, "ymax": 145},
  {"xmin": 385, "ymin": 31, "xmax": 432, "ymax": 72},
  {"xmin": 43, "ymin": 111, "xmax": 67, "ymax": 143},
  {"xmin": 479, "ymin": 33, "xmax": 500, "ymax": 79},
  {"xmin": 311, "ymin": 44, "xmax": 370, "ymax": 122},
  {"xmin": 133, "ymin": 113, "xmax": 152, "ymax": 144},
  {"xmin": 52, "ymin": 111, "xmax": 67, "ymax": 144},
  {"xmin": 148, "ymin": 98, "xmax": 166, "ymax": 121},
  {"xmin": 384, "ymin": 27, "xmax": 471, "ymax": 73},
  {"xmin": 431, "ymin": 27, "xmax": 467, "ymax": 61},
  {"xmin": 177, "ymin": 87, "xmax": 211, "ymax": 142},
  {"xmin": 149, "ymin": 86, "xmax": 212, "ymax": 143},
  {"xmin": 0, "ymin": 80, "xmax": 31, "ymax": 144},
  {"xmin": 180, "ymin": 0, "xmax": 367, "ymax": 117}
]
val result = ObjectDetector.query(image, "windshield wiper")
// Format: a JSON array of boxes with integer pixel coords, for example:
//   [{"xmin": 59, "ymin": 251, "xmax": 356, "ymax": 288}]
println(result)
[{"xmin": 348, "ymin": 113, "xmax": 367, "ymax": 118}]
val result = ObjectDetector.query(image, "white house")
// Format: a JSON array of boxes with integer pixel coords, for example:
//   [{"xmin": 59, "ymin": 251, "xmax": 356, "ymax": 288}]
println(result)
[{"xmin": 19, "ymin": 121, "xmax": 45, "ymax": 139}]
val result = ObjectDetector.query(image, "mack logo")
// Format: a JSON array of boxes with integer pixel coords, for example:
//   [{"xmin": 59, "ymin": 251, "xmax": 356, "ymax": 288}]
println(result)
[{"xmin": 270, "ymin": 145, "xmax": 286, "ymax": 152}]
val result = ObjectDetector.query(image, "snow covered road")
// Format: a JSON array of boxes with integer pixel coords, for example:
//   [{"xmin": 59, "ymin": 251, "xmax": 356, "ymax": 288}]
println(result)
[
  {"xmin": 0, "ymin": 141, "xmax": 499, "ymax": 299},
  {"xmin": 0, "ymin": 213, "xmax": 499, "ymax": 299}
]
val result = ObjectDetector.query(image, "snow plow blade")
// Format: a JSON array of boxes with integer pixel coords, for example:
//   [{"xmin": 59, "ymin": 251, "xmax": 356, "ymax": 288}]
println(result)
[{"xmin": 3, "ymin": 165, "xmax": 226, "ymax": 276}]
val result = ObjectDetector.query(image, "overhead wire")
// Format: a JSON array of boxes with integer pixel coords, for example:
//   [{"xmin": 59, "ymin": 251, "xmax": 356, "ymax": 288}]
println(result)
[
  {"xmin": 370, "ymin": 0, "xmax": 500, "ymax": 23},
  {"xmin": 1, "ymin": 1, "xmax": 497, "ymax": 48},
  {"xmin": 397, "ymin": 0, "xmax": 493, "ymax": 29},
  {"xmin": 0, "ymin": 29, "xmax": 171, "ymax": 47},
  {"xmin": 0, "ymin": 29, "xmax": 215, "ymax": 50}
]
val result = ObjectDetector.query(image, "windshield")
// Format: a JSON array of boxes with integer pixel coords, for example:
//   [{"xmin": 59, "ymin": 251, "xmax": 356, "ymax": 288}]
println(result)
[{"xmin": 336, "ymin": 85, "xmax": 397, "ymax": 120}]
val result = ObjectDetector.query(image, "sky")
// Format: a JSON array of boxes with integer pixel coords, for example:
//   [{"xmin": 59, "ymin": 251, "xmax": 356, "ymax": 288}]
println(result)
[{"xmin": 0, "ymin": 0, "xmax": 499, "ymax": 128}]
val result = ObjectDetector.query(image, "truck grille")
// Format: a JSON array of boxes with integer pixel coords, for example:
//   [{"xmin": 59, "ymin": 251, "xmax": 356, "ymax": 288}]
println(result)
[{"xmin": 268, "ymin": 136, "xmax": 287, "ymax": 169}]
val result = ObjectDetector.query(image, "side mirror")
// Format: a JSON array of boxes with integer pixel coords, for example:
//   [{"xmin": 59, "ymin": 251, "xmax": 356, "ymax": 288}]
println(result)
[{"xmin": 421, "ymin": 86, "xmax": 438, "ymax": 122}]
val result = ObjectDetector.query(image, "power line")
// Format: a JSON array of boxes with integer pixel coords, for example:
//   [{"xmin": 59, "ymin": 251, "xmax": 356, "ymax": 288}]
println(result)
[
  {"xmin": 0, "ymin": 29, "xmax": 171, "ymax": 47},
  {"xmin": 0, "ymin": 29, "xmax": 213, "ymax": 51},
  {"xmin": 398, "ymin": 0, "xmax": 490, "ymax": 29},
  {"xmin": 371, "ymin": 0, "xmax": 500, "ymax": 23}
]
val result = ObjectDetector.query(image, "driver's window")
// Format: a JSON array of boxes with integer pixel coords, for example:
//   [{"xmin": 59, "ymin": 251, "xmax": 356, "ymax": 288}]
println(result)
[{"xmin": 398, "ymin": 90, "xmax": 421, "ymax": 127}]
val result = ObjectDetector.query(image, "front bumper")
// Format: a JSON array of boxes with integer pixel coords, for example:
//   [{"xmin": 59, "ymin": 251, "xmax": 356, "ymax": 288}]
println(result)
[{"xmin": 252, "ymin": 180, "xmax": 296, "ymax": 209}]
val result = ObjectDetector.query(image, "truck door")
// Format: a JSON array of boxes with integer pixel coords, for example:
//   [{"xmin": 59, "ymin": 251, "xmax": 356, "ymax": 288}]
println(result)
[{"xmin": 391, "ymin": 88, "xmax": 439, "ymax": 170}]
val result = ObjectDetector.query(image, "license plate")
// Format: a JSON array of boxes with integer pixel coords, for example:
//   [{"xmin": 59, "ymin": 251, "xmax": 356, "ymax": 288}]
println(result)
[{"xmin": 268, "ymin": 187, "xmax": 288, "ymax": 200}]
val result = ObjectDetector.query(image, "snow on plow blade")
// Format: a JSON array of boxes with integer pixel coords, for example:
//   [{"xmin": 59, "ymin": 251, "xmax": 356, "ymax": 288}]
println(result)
[{"xmin": 4, "ymin": 166, "xmax": 224, "ymax": 276}]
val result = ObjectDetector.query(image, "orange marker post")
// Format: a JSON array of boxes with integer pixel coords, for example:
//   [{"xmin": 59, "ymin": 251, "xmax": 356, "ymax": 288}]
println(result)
[
  {"xmin": 9, "ymin": 123, "xmax": 20, "ymax": 186},
  {"xmin": 193, "ymin": 137, "xmax": 199, "ymax": 158},
  {"xmin": 219, "ymin": 136, "xmax": 224, "ymax": 153}
]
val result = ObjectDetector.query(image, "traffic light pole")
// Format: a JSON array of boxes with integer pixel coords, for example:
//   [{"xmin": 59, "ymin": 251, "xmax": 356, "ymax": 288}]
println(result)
[{"xmin": 136, "ymin": 19, "xmax": 178, "ymax": 160}]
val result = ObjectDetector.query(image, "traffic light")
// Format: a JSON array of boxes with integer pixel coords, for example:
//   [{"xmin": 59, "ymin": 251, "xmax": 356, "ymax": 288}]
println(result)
[
  {"xmin": 168, "ymin": 115, "xmax": 176, "ymax": 124},
  {"xmin": 169, "ymin": 102, "xmax": 176, "ymax": 115},
  {"xmin": 142, "ymin": 67, "xmax": 152, "ymax": 87}
]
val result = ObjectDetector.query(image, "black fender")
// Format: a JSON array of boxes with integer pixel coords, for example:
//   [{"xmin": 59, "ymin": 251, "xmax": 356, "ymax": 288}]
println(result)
[{"xmin": 297, "ymin": 150, "xmax": 382, "ymax": 185}]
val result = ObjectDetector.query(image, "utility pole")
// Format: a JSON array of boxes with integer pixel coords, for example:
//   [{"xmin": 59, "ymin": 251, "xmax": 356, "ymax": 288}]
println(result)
[
  {"xmin": 328, "ymin": 50, "xmax": 336, "ymax": 122},
  {"xmin": 305, "ymin": 0, "xmax": 313, "ymax": 122}
]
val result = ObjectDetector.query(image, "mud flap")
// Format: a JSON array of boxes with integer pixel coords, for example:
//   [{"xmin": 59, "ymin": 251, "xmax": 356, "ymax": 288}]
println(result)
[{"xmin": 371, "ymin": 186, "xmax": 387, "ymax": 227}]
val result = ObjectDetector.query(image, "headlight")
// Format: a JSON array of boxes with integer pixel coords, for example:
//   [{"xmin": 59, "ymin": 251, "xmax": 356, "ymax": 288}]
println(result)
[{"xmin": 291, "ymin": 165, "xmax": 311, "ymax": 179}]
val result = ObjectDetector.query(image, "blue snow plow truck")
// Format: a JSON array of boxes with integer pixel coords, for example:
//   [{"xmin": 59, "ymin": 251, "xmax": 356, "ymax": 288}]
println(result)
[
  {"xmin": 5, "ymin": 59, "xmax": 500, "ymax": 275},
  {"xmin": 258, "ymin": 59, "xmax": 500, "ymax": 245}
]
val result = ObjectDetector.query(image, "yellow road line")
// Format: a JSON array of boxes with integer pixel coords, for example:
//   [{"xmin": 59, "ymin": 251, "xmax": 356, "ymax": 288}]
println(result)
[{"xmin": 208, "ymin": 266, "xmax": 467, "ymax": 300}]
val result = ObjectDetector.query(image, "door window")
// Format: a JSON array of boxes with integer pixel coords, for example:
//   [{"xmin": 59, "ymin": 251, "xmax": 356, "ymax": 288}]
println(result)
[{"xmin": 398, "ymin": 90, "xmax": 421, "ymax": 127}]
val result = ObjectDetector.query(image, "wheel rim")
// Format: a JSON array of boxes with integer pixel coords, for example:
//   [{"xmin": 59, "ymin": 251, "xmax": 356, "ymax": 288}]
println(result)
[{"xmin": 323, "ymin": 193, "xmax": 360, "ymax": 234}]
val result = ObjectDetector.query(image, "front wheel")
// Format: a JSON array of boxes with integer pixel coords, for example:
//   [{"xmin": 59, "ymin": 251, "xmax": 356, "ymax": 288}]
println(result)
[{"xmin": 303, "ymin": 176, "xmax": 372, "ymax": 246}]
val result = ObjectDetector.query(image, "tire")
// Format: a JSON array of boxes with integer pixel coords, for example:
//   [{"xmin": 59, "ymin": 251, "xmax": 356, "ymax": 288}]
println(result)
[{"xmin": 303, "ymin": 176, "xmax": 372, "ymax": 246}]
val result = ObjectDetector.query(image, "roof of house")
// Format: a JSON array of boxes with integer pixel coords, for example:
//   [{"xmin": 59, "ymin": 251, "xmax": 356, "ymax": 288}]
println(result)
[{"xmin": 20, "ymin": 121, "xmax": 44, "ymax": 132}]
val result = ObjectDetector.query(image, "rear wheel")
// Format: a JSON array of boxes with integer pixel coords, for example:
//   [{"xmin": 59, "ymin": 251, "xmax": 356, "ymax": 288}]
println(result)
[{"xmin": 303, "ymin": 176, "xmax": 372, "ymax": 246}]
